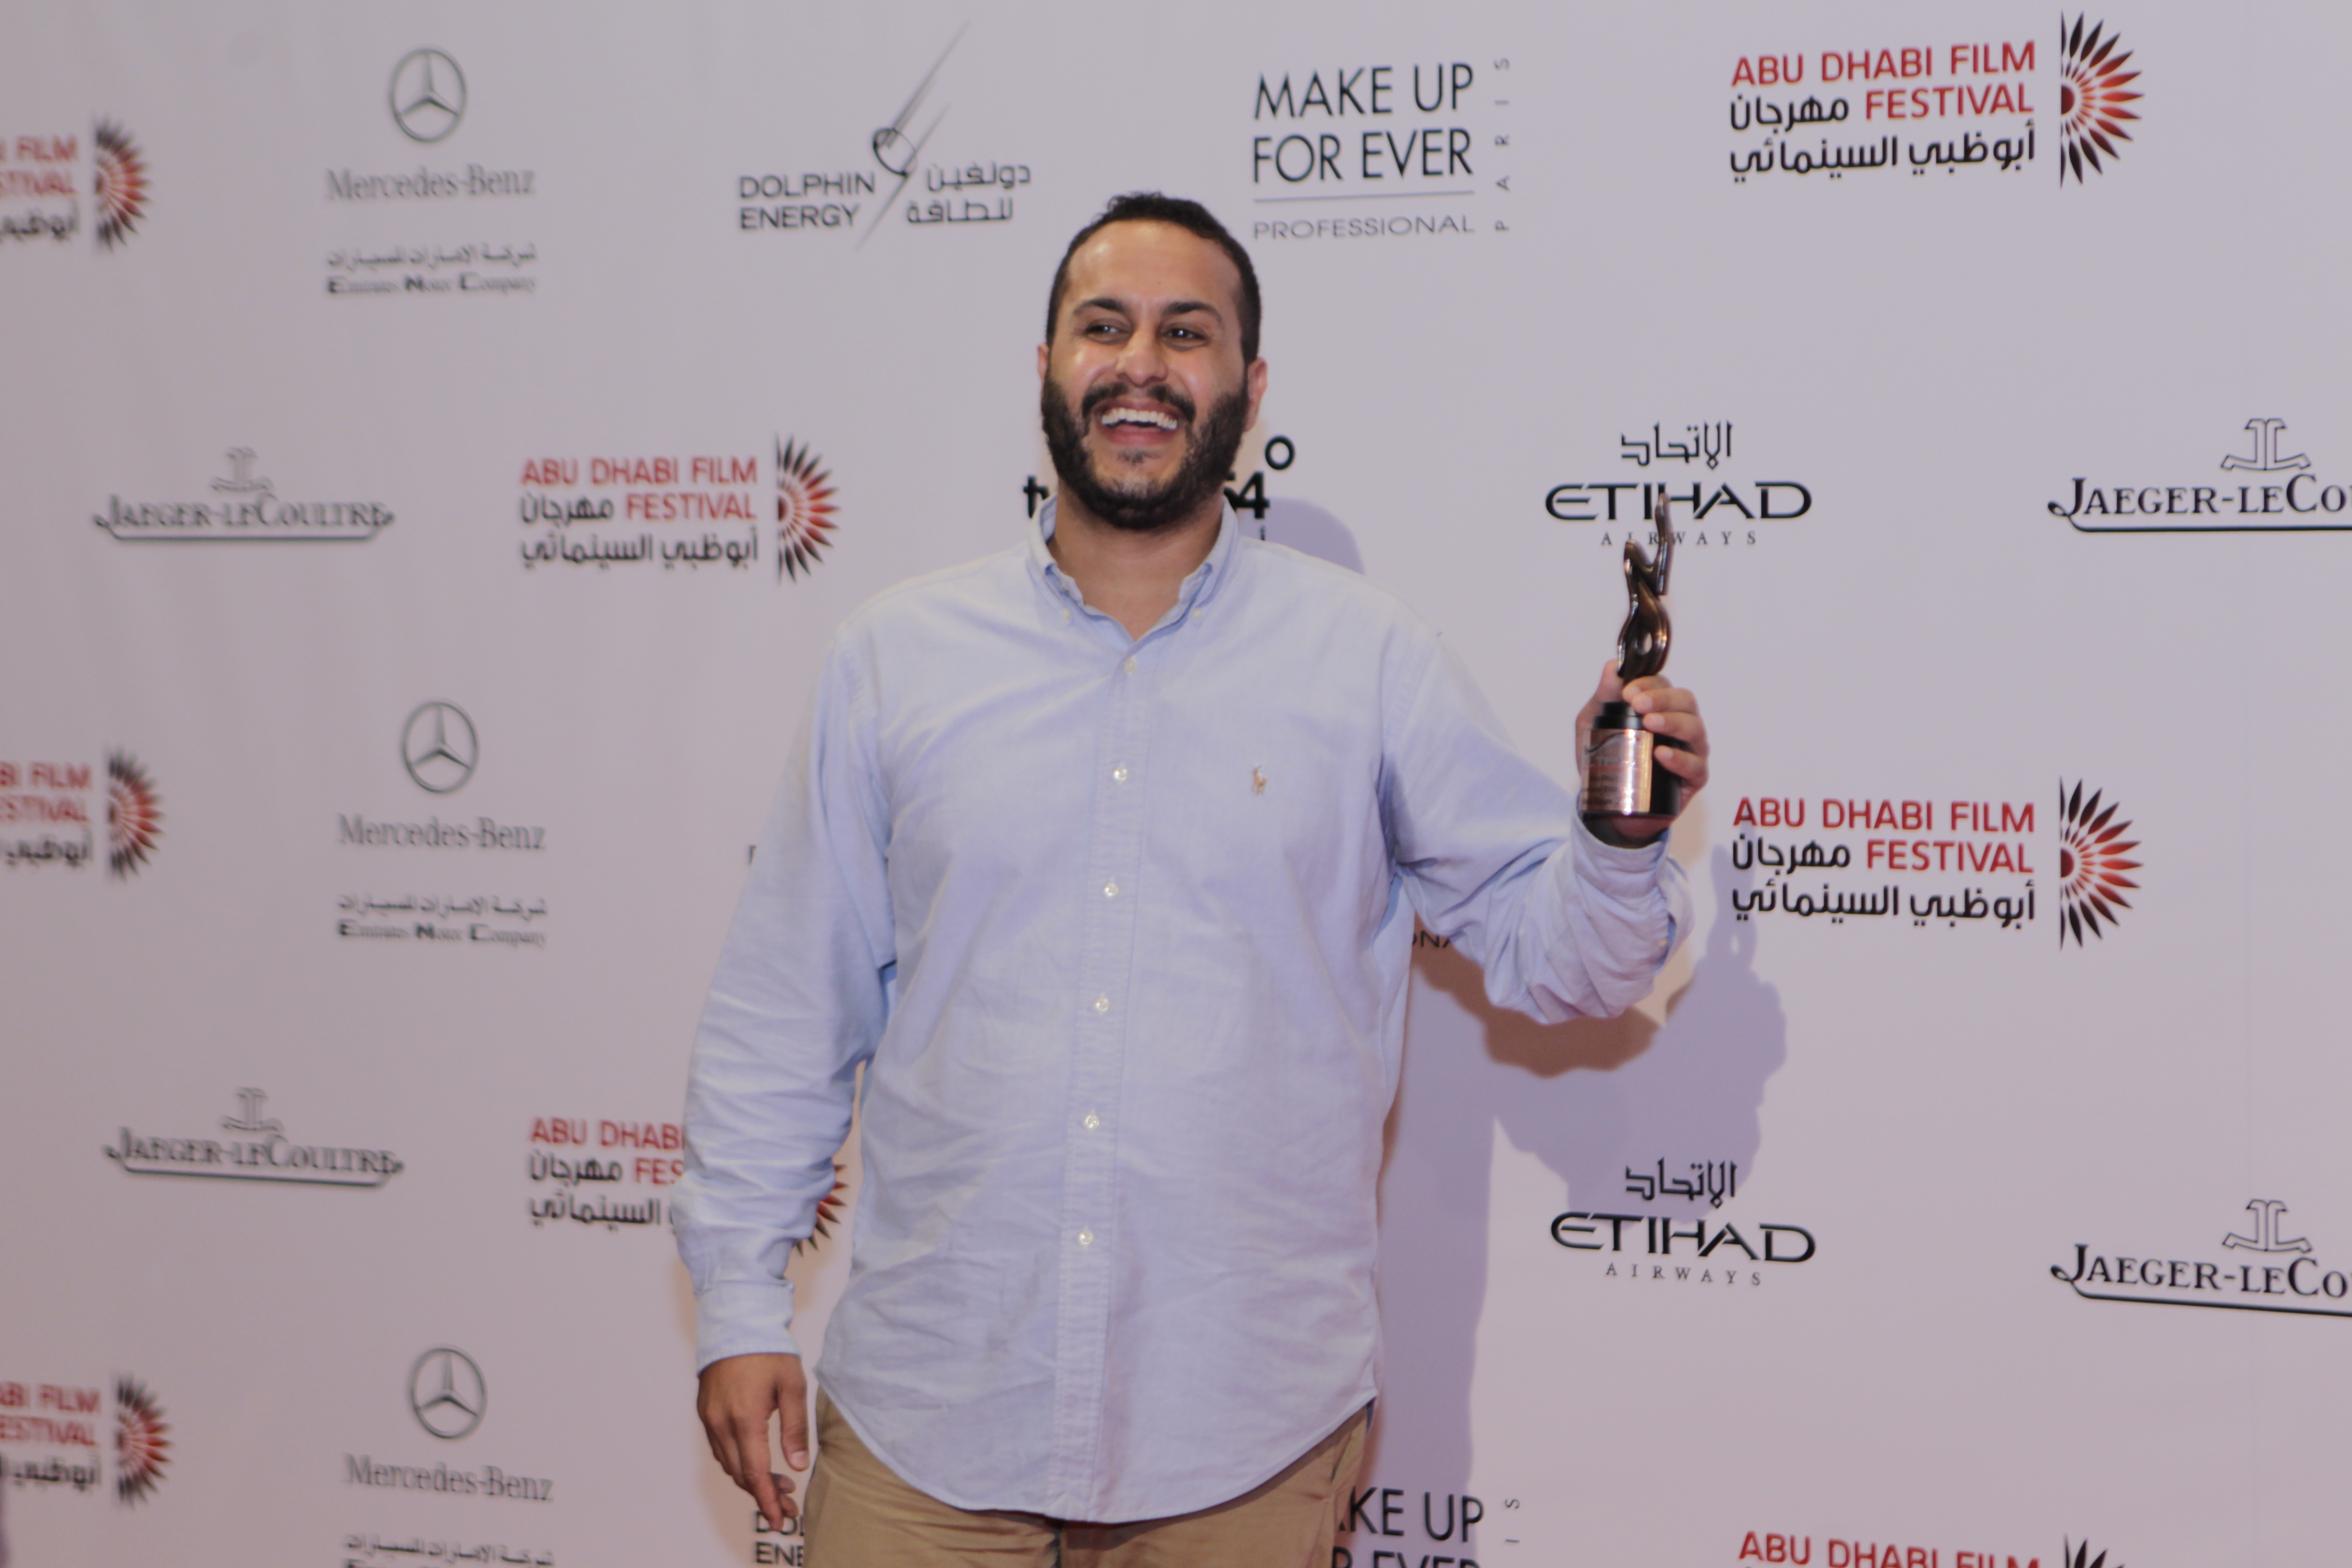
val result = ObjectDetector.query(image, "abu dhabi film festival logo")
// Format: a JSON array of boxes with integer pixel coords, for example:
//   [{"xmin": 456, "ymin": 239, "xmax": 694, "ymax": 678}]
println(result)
[
  {"xmin": 105, "ymin": 1088, "xmax": 406, "ymax": 1188},
  {"xmin": 515, "ymin": 439, "xmax": 840, "ymax": 580},
  {"xmin": 775, "ymin": 437, "xmax": 839, "ymax": 580},
  {"xmin": 2056, "ymin": 782, "xmax": 2139, "ymax": 947},
  {"xmin": 2, "ymin": 751, "xmax": 162, "ymax": 875},
  {"xmin": 114, "ymin": 1377, "xmax": 170, "ymax": 1504},
  {"xmin": 0, "ymin": 120, "xmax": 148, "ymax": 248},
  {"xmin": 1721, "ymin": 781, "xmax": 2142, "ymax": 945},
  {"xmin": 1734, "ymin": 1531, "xmax": 2119, "ymax": 1566},
  {"xmin": 2056, "ymin": 1199, "xmax": 2352, "ymax": 1321},
  {"xmin": 2054, "ymin": 417, "xmax": 2352, "ymax": 533},
  {"xmin": 738, "ymin": 28, "xmax": 1036, "ymax": 238},
  {"xmin": 2057, "ymin": 16, "xmax": 2140, "ymax": 184},
  {"xmin": 0, "ymin": 1375, "xmax": 171, "ymax": 1505},
  {"xmin": 1723, "ymin": 16, "xmax": 2139, "ymax": 185}
]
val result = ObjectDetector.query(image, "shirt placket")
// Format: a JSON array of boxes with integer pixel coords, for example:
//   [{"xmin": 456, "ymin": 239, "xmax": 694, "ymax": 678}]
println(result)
[{"xmin": 1042, "ymin": 617, "xmax": 1157, "ymax": 1516}]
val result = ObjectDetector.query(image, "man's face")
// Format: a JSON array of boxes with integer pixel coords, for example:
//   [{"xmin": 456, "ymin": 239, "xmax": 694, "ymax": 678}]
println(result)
[{"xmin": 1038, "ymin": 220, "xmax": 1265, "ymax": 533}]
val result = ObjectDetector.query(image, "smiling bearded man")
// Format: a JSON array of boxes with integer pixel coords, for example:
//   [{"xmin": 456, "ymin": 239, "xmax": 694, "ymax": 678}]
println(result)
[{"xmin": 673, "ymin": 192, "xmax": 1711, "ymax": 1566}]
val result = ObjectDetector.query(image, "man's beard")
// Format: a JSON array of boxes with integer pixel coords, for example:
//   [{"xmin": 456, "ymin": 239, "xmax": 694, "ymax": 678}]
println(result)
[{"xmin": 1040, "ymin": 374, "xmax": 1249, "ymax": 535}]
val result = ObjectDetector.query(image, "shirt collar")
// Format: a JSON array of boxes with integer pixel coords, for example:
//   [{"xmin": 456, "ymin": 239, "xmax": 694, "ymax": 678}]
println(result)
[{"xmin": 1029, "ymin": 498, "xmax": 1243, "ymax": 622}]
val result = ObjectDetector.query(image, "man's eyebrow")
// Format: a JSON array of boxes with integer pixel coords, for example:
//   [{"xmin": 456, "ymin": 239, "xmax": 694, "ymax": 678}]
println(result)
[{"xmin": 1071, "ymin": 296, "xmax": 1225, "ymax": 323}]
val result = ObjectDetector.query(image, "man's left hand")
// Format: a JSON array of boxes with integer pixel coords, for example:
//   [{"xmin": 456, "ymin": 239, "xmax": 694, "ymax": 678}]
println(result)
[{"xmin": 1574, "ymin": 661, "xmax": 1710, "ymax": 837}]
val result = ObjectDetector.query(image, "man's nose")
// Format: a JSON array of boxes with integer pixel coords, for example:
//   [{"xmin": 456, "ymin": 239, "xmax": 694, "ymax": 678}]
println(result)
[{"xmin": 1115, "ymin": 328, "xmax": 1169, "ymax": 386}]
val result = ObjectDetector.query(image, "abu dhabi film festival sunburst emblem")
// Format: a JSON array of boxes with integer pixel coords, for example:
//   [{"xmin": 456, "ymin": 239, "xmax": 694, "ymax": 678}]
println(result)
[
  {"xmin": 775, "ymin": 437, "xmax": 839, "ymax": 582},
  {"xmin": 93, "ymin": 119, "xmax": 148, "ymax": 249},
  {"xmin": 106, "ymin": 751, "xmax": 163, "ymax": 878},
  {"xmin": 2058, "ymin": 781, "xmax": 2141, "ymax": 946},
  {"xmin": 114, "ymin": 1376, "xmax": 170, "ymax": 1504},
  {"xmin": 2058, "ymin": 16, "xmax": 2142, "ymax": 185},
  {"xmin": 794, "ymin": 1162, "xmax": 850, "ymax": 1256}
]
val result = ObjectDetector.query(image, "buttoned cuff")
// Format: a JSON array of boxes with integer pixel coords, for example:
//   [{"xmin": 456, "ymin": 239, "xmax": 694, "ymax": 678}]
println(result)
[
  {"xmin": 693, "ymin": 1279, "xmax": 802, "ymax": 1373},
  {"xmin": 1569, "ymin": 816, "xmax": 1685, "ymax": 965},
  {"xmin": 1571, "ymin": 814, "xmax": 1670, "ymax": 879}
]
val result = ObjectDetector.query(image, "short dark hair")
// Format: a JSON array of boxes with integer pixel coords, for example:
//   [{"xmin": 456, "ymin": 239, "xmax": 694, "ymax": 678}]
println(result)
[{"xmin": 1045, "ymin": 193, "xmax": 1262, "ymax": 364}]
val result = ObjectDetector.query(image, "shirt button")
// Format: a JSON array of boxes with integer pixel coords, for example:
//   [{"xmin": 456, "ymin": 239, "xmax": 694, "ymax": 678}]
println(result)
[
  {"xmin": 1112, "ymin": 766, "xmax": 1128, "ymax": 783},
  {"xmin": 1077, "ymin": 1229, "xmax": 1095, "ymax": 1247},
  {"xmin": 1093, "ymin": 994, "xmax": 1110, "ymax": 1014},
  {"xmin": 1062, "ymin": 608, "xmax": 1072, "ymax": 625},
  {"xmin": 1190, "ymin": 609, "xmax": 1201, "ymax": 620},
  {"xmin": 1083, "ymin": 1111, "xmax": 1101, "ymax": 1130},
  {"xmin": 1102, "ymin": 880, "xmax": 1119, "ymax": 899},
  {"xmin": 1124, "ymin": 656, "xmax": 1137, "ymax": 674}
]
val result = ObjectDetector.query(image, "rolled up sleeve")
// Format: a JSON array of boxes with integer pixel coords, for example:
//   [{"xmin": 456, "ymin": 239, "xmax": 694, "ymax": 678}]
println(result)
[{"xmin": 1384, "ymin": 633, "xmax": 1690, "ymax": 1021}]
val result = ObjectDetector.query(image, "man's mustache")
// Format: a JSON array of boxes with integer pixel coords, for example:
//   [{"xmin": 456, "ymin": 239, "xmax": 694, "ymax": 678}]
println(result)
[{"xmin": 1079, "ymin": 381, "xmax": 1196, "ymax": 425}]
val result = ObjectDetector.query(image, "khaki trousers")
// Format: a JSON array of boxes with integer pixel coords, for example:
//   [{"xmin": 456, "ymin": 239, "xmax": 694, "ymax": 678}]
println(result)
[{"xmin": 804, "ymin": 1391, "xmax": 1369, "ymax": 1568}]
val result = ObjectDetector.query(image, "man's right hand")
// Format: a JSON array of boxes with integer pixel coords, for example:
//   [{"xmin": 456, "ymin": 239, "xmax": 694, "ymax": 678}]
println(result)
[{"xmin": 697, "ymin": 1352, "xmax": 809, "ymax": 1528}]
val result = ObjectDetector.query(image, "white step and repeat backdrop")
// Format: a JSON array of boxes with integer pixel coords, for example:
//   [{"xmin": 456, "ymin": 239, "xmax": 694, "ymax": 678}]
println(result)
[{"xmin": 7, "ymin": 2, "xmax": 2350, "ymax": 1564}]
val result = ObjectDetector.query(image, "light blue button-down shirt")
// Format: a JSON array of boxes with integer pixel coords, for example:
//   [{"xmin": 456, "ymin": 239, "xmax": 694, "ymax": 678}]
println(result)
[{"xmin": 673, "ymin": 503, "xmax": 1688, "ymax": 1522}]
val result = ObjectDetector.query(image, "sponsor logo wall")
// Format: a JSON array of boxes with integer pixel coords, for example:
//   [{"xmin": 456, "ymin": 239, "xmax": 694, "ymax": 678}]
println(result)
[{"xmin": 4, "ymin": 4, "xmax": 2348, "ymax": 1565}]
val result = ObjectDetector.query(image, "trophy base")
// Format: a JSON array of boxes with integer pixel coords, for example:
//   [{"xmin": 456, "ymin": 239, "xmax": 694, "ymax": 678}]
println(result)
[{"xmin": 1581, "ymin": 701, "xmax": 1682, "ymax": 834}]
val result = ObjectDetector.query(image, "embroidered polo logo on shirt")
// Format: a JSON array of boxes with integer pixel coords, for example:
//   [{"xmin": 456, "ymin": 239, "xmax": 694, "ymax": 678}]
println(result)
[{"xmin": 1252, "ymin": 766, "xmax": 1267, "ymax": 795}]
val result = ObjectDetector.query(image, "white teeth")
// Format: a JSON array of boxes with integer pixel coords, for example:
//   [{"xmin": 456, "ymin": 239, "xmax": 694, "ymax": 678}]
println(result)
[{"xmin": 1101, "ymin": 407, "xmax": 1179, "ymax": 429}]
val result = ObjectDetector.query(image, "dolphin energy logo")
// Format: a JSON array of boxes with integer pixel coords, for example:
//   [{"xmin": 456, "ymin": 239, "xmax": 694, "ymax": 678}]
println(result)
[
  {"xmin": 774, "ymin": 438, "xmax": 839, "ymax": 581},
  {"xmin": 2057, "ymin": 17, "xmax": 2141, "ymax": 184},
  {"xmin": 2056, "ymin": 781, "xmax": 2138, "ymax": 945}
]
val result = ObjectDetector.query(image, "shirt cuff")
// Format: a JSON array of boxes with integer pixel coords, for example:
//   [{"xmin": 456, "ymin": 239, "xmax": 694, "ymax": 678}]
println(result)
[
  {"xmin": 1571, "ymin": 814, "xmax": 1669, "ymax": 881},
  {"xmin": 693, "ymin": 1279, "xmax": 802, "ymax": 1374}
]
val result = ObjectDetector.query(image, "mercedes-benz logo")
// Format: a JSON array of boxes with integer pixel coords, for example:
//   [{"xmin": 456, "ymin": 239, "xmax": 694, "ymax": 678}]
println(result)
[
  {"xmin": 390, "ymin": 49, "xmax": 466, "ymax": 144},
  {"xmin": 401, "ymin": 702, "xmax": 478, "ymax": 794},
  {"xmin": 408, "ymin": 1347, "xmax": 485, "ymax": 1440}
]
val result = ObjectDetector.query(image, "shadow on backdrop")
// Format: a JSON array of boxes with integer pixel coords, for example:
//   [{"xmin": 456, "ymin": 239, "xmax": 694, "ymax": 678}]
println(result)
[
  {"xmin": 1363, "ymin": 846, "xmax": 1786, "ymax": 1537},
  {"xmin": 1254, "ymin": 497, "xmax": 1365, "ymax": 574}
]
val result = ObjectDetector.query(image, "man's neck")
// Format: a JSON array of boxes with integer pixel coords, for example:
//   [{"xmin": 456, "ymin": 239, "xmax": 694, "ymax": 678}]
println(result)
[{"xmin": 1046, "ymin": 495, "xmax": 1223, "ymax": 641}]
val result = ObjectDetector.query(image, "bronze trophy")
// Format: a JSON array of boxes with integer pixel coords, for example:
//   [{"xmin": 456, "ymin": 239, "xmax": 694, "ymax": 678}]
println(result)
[{"xmin": 1582, "ymin": 495, "xmax": 1681, "ymax": 836}]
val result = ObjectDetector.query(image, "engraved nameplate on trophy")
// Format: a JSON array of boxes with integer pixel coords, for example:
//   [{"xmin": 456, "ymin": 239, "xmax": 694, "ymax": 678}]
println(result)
[{"xmin": 1582, "ymin": 495, "xmax": 1682, "ymax": 833}]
